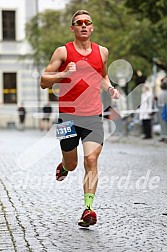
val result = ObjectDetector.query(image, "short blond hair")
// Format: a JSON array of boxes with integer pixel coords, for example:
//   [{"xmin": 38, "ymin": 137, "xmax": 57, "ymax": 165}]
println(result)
[{"xmin": 71, "ymin": 10, "xmax": 91, "ymax": 24}]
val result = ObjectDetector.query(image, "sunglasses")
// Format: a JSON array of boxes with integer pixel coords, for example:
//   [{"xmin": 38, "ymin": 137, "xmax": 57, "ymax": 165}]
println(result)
[{"xmin": 72, "ymin": 19, "xmax": 93, "ymax": 26}]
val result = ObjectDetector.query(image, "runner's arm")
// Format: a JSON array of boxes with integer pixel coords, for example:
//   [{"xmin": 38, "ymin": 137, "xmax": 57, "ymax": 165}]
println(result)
[
  {"xmin": 40, "ymin": 47, "xmax": 76, "ymax": 89},
  {"xmin": 100, "ymin": 46, "xmax": 120, "ymax": 99},
  {"xmin": 100, "ymin": 46, "xmax": 113, "ymax": 90}
]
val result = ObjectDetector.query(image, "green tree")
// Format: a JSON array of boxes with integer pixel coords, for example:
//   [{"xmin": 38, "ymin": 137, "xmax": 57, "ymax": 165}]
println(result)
[
  {"xmin": 125, "ymin": 0, "xmax": 167, "ymax": 23},
  {"xmin": 26, "ymin": 9, "xmax": 72, "ymax": 66},
  {"xmin": 125, "ymin": 0, "xmax": 167, "ymax": 72}
]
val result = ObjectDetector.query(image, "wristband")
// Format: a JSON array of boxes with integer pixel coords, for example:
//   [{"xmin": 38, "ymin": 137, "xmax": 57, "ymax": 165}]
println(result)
[{"xmin": 107, "ymin": 86, "xmax": 114, "ymax": 94}]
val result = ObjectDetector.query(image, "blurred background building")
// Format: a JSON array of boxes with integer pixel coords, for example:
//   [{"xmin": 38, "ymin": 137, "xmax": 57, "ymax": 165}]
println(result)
[{"xmin": 0, "ymin": 0, "xmax": 68, "ymax": 129}]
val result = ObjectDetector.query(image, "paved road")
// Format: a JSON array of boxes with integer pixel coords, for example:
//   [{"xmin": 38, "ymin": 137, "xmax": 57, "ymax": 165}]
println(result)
[{"xmin": 0, "ymin": 129, "xmax": 167, "ymax": 252}]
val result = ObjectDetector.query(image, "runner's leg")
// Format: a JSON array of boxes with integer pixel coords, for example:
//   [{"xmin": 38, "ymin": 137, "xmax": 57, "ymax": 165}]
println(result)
[
  {"xmin": 78, "ymin": 142, "xmax": 102, "ymax": 227},
  {"xmin": 56, "ymin": 148, "xmax": 78, "ymax": 181},
  {"xmin": 62, "ymin": 148, "xmax": 78, "ymax": 171},
  {"xmin": 83, "ymin": 142, "xmax": 102, "ymax": 195}
]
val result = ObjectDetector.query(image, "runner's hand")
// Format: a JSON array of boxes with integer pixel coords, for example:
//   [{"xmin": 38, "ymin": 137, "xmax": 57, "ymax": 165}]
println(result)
[
  {"xmin": 108, "ymin": 86, "xmax": 120, "ymax": 99},
  {"xmin": 64, "ymin": 62, "xmax": 76, "ymax": 76}
]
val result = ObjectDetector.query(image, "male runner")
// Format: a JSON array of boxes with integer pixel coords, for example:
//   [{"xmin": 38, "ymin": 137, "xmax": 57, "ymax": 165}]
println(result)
[{"xmin": 40, "ymin": 10, "xmax": 120, "ymax": 227}]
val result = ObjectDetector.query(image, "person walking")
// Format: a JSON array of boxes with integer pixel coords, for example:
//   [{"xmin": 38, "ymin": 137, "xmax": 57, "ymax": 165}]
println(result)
[
  {"xmin": 40, "ymin": 10, "xmax": 120, "ymax": 227},
  {"xmin": 40, "ymin": 103, "xmax": 52, "ymax": 131},
  {"xmin": 158, "ymin": 77, "xmax": 167, "ymax": 143},
  {"xmin": 139, "ymin": 84, "xmax": 153, "ymax": 139},
  {"xmin": 18, "ymin": 103, "xmax": 26, "ymax": 130}
]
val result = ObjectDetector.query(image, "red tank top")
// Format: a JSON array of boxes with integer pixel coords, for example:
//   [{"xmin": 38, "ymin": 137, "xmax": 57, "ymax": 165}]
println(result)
[{"xmin": 58, "ymin": 42, "xmax": 103, "ymax": 116}]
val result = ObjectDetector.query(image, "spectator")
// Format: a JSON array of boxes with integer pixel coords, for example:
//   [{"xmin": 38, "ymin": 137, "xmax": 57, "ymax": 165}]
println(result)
[
  {"xmin": 157, "ymin": 77, "xmax": 167, "ymax": 143},
  {"xmin": 139, "ymin": 84, "xmax": 153, "ymax": 139},
  {"xmin": 40, "ymin": 103, "xmax": 52, "ymax": 130},
  {"xmin": 18, "ymin": 103, "xmax": 26, "ymax": 130}
]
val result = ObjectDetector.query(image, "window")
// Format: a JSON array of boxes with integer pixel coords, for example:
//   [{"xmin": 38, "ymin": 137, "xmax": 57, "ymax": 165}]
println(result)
[
  {"xmin": 3, "ymin": 73, "xmax": 17, "ymax": 104},
  {"xmin": 2, "ymin": 11, "xmax": 16, "ymax": 40}
]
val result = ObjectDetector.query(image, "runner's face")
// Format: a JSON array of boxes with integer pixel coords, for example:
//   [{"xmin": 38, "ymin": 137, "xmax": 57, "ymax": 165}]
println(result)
[{"xmin": 71, "ymin": 14, "xmax": 94, "ymax": 40}]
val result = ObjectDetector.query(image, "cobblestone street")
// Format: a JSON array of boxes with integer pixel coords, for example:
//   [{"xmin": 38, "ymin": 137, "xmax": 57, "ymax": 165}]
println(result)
[{"xmin": 0, "ymin": 129, "xmax": 167, "ymax": 251}]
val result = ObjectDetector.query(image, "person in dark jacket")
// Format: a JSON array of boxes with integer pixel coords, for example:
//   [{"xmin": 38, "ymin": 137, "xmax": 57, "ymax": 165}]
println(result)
[
  {"xmin": 158, "ymin": 77, "xmax": 167, "ymax": 142},
  {"xmin": 18, "ymin": 103, "xmax": 26, "ymax": 130},
  {"xmin": 40, "ymin": 103, "xmax": 52, "ymax": 130}
]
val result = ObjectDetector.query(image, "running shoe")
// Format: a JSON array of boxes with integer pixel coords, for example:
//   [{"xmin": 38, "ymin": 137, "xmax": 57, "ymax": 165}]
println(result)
[
  {"xmin": 56, "ymin": 162, "xmax": 68, "ymax": 181},
  {"xmin": 78, "ymin": 209, "xmax": 97, "ymax": 227}
]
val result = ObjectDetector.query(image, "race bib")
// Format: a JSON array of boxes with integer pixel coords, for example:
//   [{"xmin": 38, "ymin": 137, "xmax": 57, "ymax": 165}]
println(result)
[{"xmin": 56, "ymin": 120, "xmax": 77, "ymax": 139}]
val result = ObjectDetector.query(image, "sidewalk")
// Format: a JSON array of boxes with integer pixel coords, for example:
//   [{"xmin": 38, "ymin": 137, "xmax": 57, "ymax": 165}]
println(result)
[
  {"xmin": 0, "ymin": 129, "xmax": 167, "ymax": 251},
  {"xmin": 109, "ymin": 134, "xmax": 167, "ymax": 146}
]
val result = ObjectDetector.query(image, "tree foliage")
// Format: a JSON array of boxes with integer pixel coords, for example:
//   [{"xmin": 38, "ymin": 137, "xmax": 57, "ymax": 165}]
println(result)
[
  {"xmin": 125, "ymin": 0, "xmax": 167, "ymax": 23},
  {"xmin": 125, "ymin": 0, "xmax": 167, "ymax": 71},
  {"xmin": 26, "ymin": 10, "xmax": 72, "ymax": 65}
]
